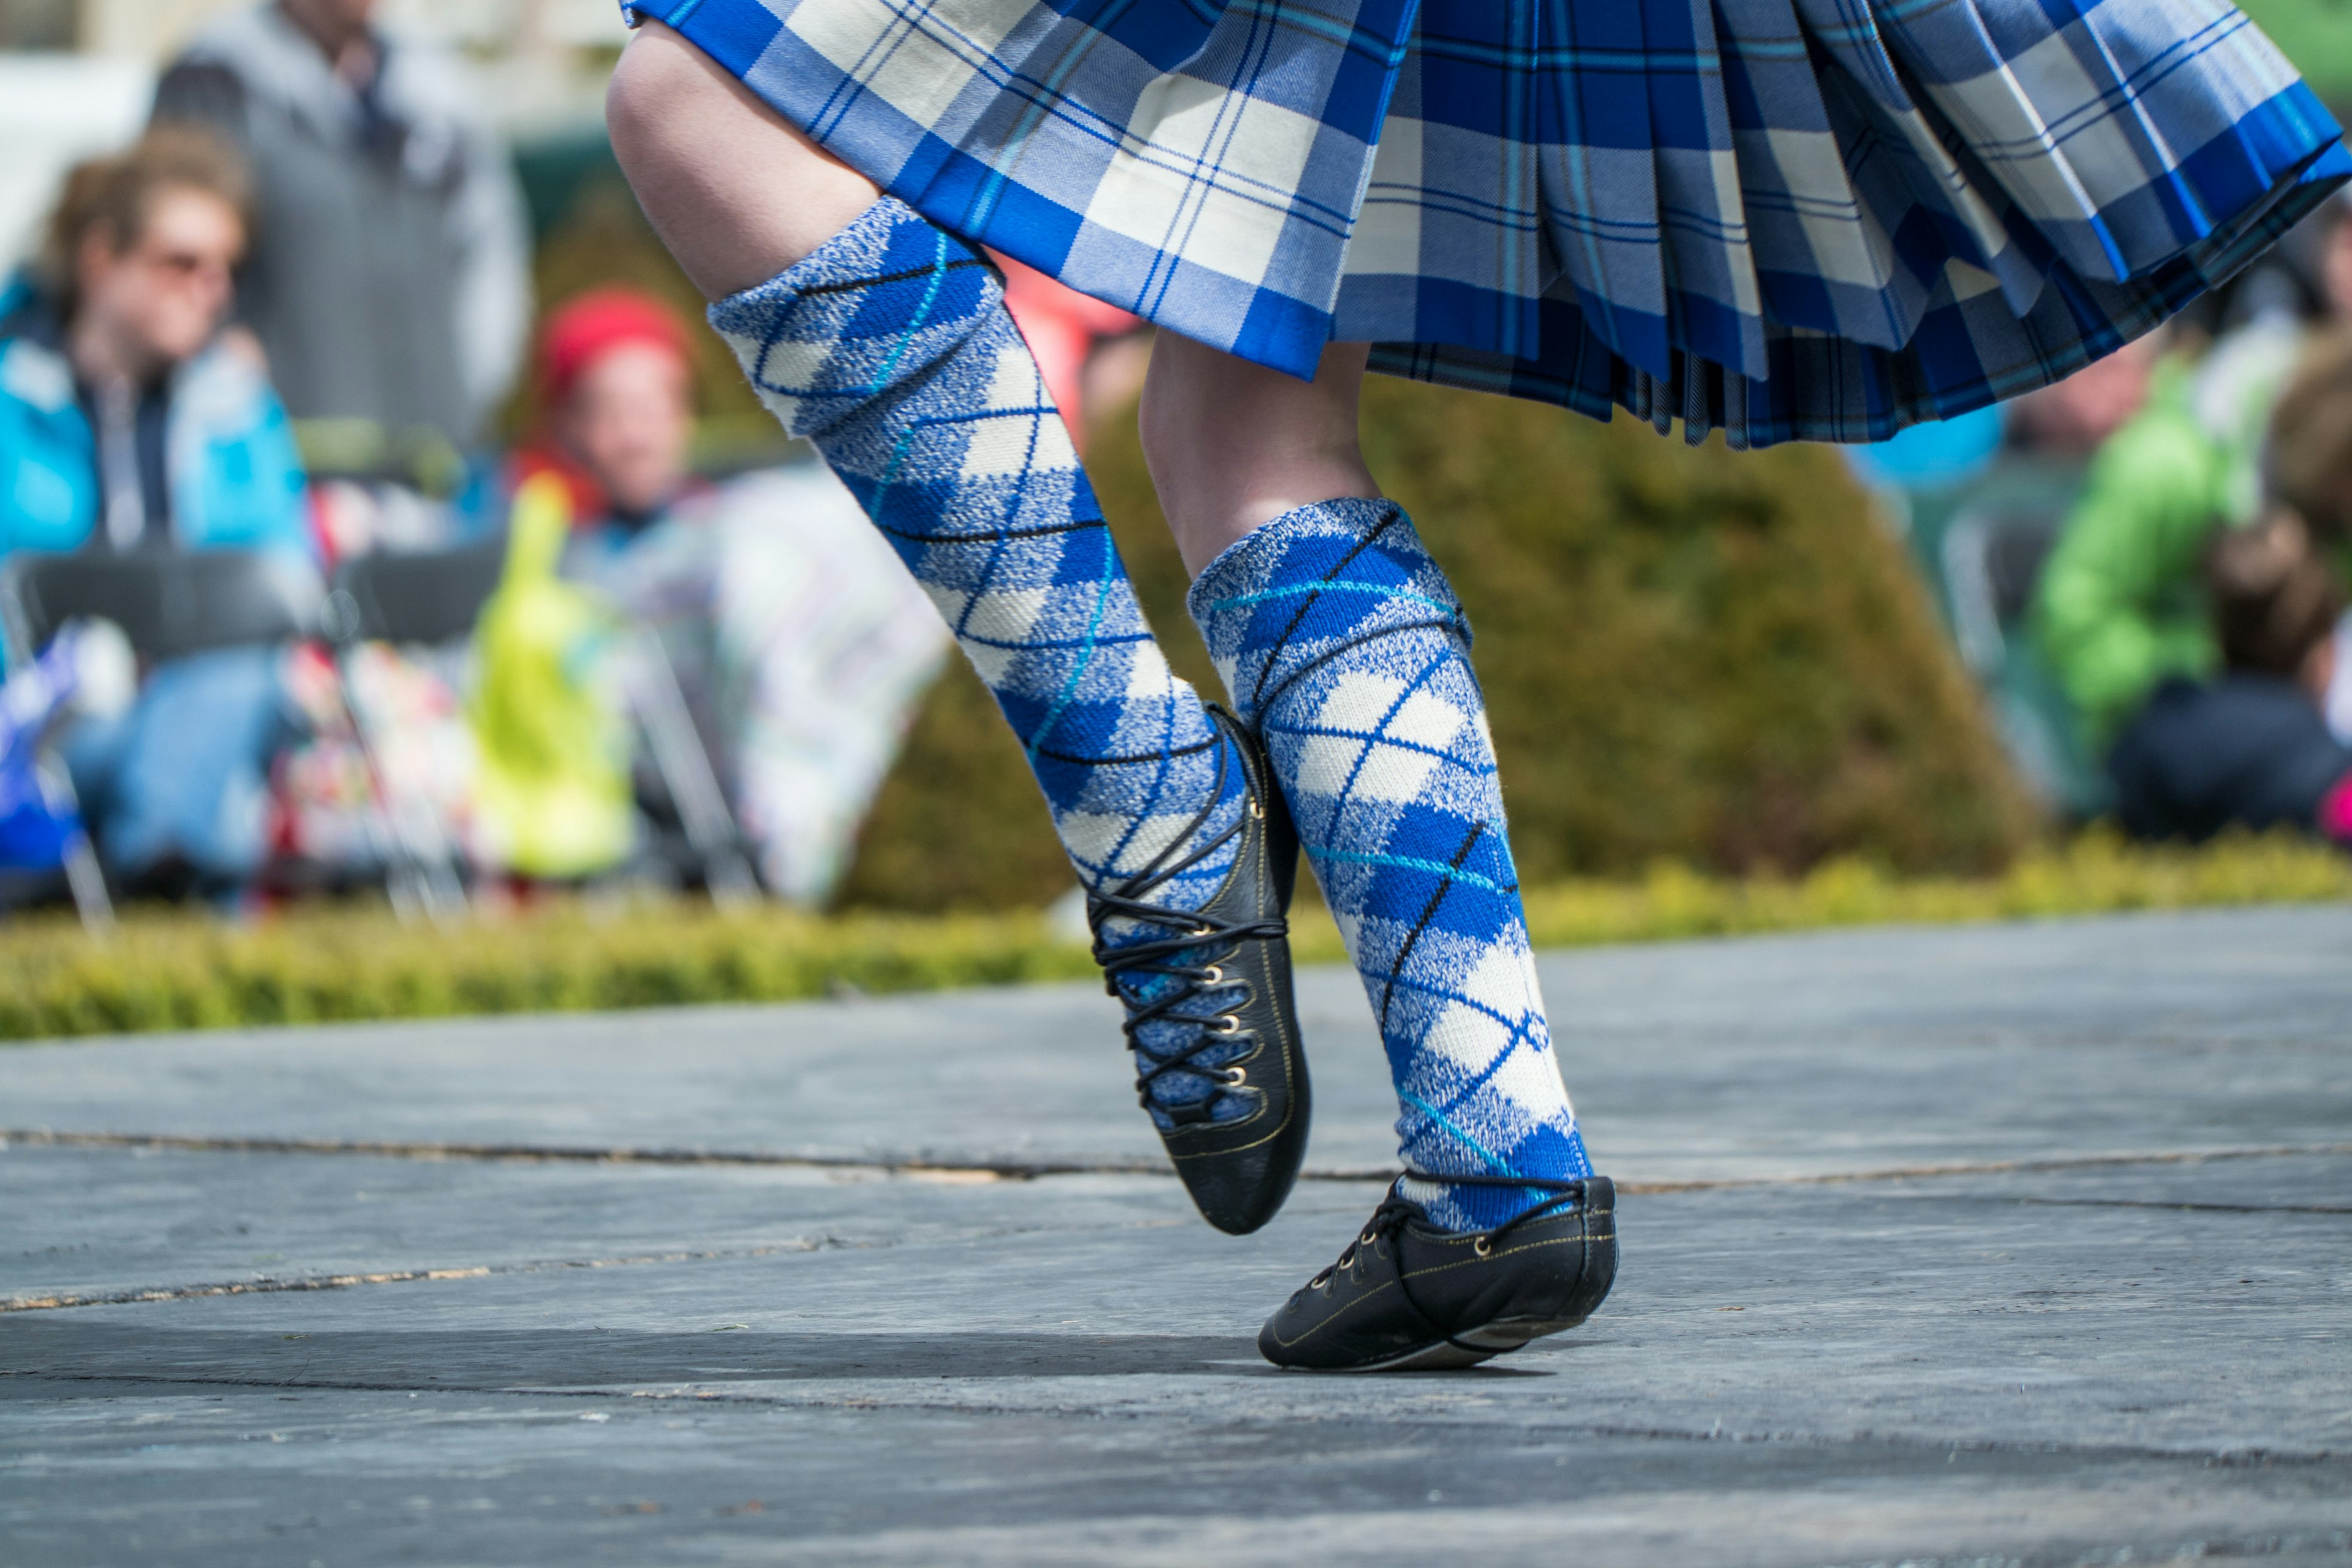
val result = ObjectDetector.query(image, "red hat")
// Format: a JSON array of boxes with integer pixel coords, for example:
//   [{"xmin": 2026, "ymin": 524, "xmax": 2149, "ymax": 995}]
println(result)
[{"xmin": 536, "ymin": 287, "xmax": 693, "ymax": 409}]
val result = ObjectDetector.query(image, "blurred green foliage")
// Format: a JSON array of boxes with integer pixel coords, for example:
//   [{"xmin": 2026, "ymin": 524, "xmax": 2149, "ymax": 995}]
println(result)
[
  {"xmin": 840, "ymin": 378, "xmax": 2037, "ymax": 911},
  {"xmin": 2237, "ymin": 0, "xmax": 2352, "ymax": 107},
  {"xmin": 2, "ymin": 832, "xmax": 2342, "ymax": 1043}
]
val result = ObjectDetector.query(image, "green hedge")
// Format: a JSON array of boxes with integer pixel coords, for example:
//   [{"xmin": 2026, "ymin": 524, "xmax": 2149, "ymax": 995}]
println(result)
[
  {"xmin": 0, "ymin": 903, "xmax": 1096, "ymax": 1043},
  {"xmin": 3, "ymin": 834, "xmax": 2342, "ymax": 1043},
  {"xmin": 839, "ymin": 377, "xmax": 2034, "ymax": 910}
]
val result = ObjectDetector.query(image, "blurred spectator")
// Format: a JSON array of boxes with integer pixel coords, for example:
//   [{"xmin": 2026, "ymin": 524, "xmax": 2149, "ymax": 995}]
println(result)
[
  {"xmin": 467, "ymin": 472, "xmax": 636, "ymax": 881},
  {"xmin": 513, "ymin": 288, "xmax": 947, "ymax": 902},
  {"xmin": 0, "ymin": 127, "xmax": 314, "ymax": 897},
  {"xmin": 2004, "ymin": 333, "xmax": 2165, "ymax": 460},
  {"xmin": 2038, "ymin": 328, "xmax": 2352, "ymax": 756},
  {"xmin": 0, "ymin": 127, "xmax": 305, "ymax": 561},
  {"xmin": 2108, "ymin": 509, "xmax": 2352, "ymax": 844},
  {"xmin": 152, "ymin": 0, "xmax": 530, "ymax": 453},
  {"xmin": 513, "ymin": 288, "xmax": 698, "ymax": 538}
]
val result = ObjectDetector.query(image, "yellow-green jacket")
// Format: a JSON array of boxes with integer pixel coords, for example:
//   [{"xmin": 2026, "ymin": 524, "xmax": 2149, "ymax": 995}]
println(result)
[{"xmin": 2034, "ymin": 320, "xmax": 2302, "ymax": 750}]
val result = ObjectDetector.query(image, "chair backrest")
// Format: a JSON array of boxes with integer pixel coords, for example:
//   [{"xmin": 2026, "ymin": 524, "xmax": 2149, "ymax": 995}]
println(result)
[
  {"xmin": 326, "ymin": 535, "xmax": 507, "ymax": 647},
  {"xmin": 0, "ymin": 550, "xmax": 325, "ymax": 666}
]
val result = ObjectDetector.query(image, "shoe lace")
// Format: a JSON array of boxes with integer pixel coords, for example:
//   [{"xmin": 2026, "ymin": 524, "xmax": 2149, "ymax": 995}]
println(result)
[
  {"xmin": 1317, "ymin": 1169, "xmax": 1591, "ymax": 1354},
  {"xmin": 1085, "ymin": 706, "xmax": 1287, "ymax": 1127}
]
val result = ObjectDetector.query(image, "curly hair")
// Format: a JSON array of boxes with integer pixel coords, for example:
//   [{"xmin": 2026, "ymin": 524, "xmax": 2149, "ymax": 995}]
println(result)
[{"xmin": 34, "ymin": 124, "xmax": 253, "ymax": 324}]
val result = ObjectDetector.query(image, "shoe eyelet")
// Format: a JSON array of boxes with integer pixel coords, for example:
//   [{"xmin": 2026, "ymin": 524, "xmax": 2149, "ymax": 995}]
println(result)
[
  {"xmin": 1207, "ymin": 1015, "xmax": 1243, "ymax": 1036},
  {"xmin": 1472, "ymin": 1237, "xmax": 1493, "ymax": 1257},
  {"xmin": 1221, "ymin": 1066, "xmax": 1248, "ymax": 1087},
  {"xmin": 1198, "ymin": 964, "xmax": 1225, "ymax": 986}
]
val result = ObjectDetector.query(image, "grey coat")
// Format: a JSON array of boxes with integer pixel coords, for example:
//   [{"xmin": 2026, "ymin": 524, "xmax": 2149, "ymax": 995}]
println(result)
[{"xmin": 153, "ymin": 5, "xmax": 530, "ymax": 448}]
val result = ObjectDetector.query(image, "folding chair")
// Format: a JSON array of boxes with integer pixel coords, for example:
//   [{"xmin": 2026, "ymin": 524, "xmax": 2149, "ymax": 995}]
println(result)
[
  {"xmin": 325, "ymin": 534, "xmax": 506, "ymax": 648},
  {"xmin": 1, "ymin": 549, "xmax": 323, "ymax": 665},
  {"xmin": 329, "ymin": 537, "xmax": 757, "ymax": 907},
  {"xmin": 324, "ymin": 537, "xmax": 506, "ymax": 921},
  {"xmin": 0, "ymin": 549, "xmax": 326, "ymax": 927},
  {"xmin": 619, "ymin": 628, "xmax": 760, "ymax": 907}
]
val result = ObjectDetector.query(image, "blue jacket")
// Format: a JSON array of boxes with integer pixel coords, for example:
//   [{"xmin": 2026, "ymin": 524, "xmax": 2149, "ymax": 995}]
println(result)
[{"xmin": 0, "ymin": 276, "xmax": 311, "ymax": 564}]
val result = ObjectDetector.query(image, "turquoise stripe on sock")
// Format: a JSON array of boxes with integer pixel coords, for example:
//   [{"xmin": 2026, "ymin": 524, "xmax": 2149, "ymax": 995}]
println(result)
[
  {"xmin": 865, "ymin": 228, "xmax": 954, "ymax": 396},
  {"xmin": 1398, "ymin": 1088, "xmax": 1517, "ymax": 1177},
  {"xmin": 1305, "ymin": 845, "xmax": 1513, "ymax": 895}
]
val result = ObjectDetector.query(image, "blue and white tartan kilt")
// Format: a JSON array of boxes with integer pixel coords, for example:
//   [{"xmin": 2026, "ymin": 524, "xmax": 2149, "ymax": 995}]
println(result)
[{"xmin": 625, "ymin": 0, "xmax": 2350, "ymax": 448}]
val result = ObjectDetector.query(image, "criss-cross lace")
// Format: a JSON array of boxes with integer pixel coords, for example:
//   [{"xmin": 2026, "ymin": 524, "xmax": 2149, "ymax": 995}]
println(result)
[
  {"xmin": 1086, "ymin": 705, "xmax": 1287, "ymax": 1127},
  {"xmin": 1313, "ymin": 1169, "xmax": 1590, "ymax": 1354}
]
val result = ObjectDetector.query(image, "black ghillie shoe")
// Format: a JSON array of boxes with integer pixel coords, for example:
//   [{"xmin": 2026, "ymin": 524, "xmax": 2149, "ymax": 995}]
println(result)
[
  {"xmin": 1088, "ymin": 704, "xmax": 1308, "ymax": 1236},
  {"xmin": 1259, "ymin": 1172, "xmax": 1616, "ymax": 1370}
]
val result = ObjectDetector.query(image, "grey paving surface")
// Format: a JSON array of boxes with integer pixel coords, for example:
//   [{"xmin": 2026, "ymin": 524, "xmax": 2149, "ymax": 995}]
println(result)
[{"xmin": 3, "ymin": 905, "xmax": 2350, "ymax": 1566}]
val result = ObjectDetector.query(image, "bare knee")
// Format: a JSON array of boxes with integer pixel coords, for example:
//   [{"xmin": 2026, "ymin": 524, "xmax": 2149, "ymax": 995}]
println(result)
[{"xmin": 606, "ymin": 23, "xmax": 878, "ymax": 299}]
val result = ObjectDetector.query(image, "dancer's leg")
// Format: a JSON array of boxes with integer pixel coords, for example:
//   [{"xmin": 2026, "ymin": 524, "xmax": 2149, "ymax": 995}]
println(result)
[
  {"xmin": 609, "ymin": 36, "xmax": 1303, "ymax": 1200},
  {"xmin": 1142, "ymin": 333, "xmax": 1380, "ymax": 576},
  {"xmin": 606, "ymin": 26, "xmax": 876, "ymax": 296},
  {"xmin": 1158, "ymin": 342, "xmax": 1594, "ymax": 1233}
]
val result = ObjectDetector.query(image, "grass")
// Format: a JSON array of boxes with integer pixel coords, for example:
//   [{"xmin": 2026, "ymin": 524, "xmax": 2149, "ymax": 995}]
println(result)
[{"xmin": 1, "ymin": 832, "xmax": 2343, "ymax": 1043}]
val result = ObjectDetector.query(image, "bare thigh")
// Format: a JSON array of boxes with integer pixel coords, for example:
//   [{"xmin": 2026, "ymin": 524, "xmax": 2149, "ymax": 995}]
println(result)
[{"xmin": 605, "ymin": 21, "xmax": 878, "ymax": 300}]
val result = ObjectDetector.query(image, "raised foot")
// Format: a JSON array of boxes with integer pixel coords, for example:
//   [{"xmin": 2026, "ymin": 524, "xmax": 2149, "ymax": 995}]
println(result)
[{"xmin": 1087, "ymin": 704, "xmax": 1308, "ymax": 1236}]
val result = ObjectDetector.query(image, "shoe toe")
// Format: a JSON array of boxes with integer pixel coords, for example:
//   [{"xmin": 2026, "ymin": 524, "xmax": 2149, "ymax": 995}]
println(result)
[{"xmin": 1177, "ymin": 1128, "xmax": 1300, "ymax": 1235}]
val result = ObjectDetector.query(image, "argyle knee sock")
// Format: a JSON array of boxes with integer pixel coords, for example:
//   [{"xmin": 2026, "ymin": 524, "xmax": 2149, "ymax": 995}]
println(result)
[
  {"xmin": 1189, "ymin": 499, "xmax": 1592, "ymax": 1230},
  {"xmin": 708, "ymin": 198, "xmax": 1251, "ymax": 1120}
]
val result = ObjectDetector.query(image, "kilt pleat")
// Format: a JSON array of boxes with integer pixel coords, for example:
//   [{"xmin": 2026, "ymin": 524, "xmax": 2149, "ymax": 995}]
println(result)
[{"xmin": 630, "ymin": 0, "xmax": 2348, "ymax": 446}]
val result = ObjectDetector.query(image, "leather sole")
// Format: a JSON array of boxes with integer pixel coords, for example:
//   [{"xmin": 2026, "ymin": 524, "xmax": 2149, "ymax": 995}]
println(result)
[{"xmin": 1292, "ymin": 1311, "xmax": 1595, "ymax": 1373}]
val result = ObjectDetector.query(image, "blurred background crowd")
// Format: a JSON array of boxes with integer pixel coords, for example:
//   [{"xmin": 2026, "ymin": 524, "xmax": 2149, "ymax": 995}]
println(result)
[
  {"xmin": 1, "ymin": 0, "xmax": 2350, "ymax": 930},
  {"xmin": 0, "ymin": 0, "xmax": 1160, "ymax": 923}
]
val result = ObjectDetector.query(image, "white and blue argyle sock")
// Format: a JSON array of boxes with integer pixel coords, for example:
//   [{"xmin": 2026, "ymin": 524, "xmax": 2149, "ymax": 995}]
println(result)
[
  {"xmin": 708, "ymin": 198, "xmax": 1251, "ymax": 1121},
  {"xmin": 1189, "ymin": 499, "xmax": 1593, "ymax": 1231}
]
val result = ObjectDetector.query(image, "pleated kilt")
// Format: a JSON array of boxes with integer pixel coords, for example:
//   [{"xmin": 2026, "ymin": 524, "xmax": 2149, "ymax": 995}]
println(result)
[{"xmin": 625, "ymin": 0, "xmax": 2350, "ymax": 446}]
